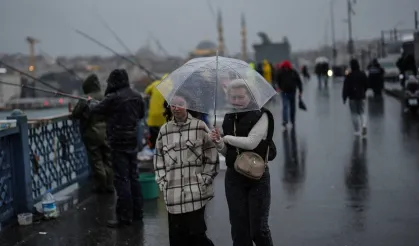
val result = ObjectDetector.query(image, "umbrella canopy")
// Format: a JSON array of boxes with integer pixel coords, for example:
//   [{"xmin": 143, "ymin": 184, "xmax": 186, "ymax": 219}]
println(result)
[
  {"xmin": 315, "ymin": 56, "xmax": 329, "ymax": 64},
  {"xmin": 155, "ymin": 56, "xmax": 277, "ymax": 115}
]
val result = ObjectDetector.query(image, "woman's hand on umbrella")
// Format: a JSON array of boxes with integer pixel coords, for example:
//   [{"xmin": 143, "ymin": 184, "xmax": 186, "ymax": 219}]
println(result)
[{"xmin": 209, "ymin": 128, "xmax": 221, "ymax": 142}]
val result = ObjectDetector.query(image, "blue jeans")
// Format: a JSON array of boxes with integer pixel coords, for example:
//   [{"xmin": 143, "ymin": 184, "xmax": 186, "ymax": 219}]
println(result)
[{"xmin": 281, "ymin": 92, "xmax": 296, "ymax": 125}]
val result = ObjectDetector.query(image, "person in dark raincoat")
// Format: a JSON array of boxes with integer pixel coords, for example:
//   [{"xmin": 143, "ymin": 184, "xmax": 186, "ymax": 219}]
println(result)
[
  {"xmin": 367, "ymin": 59, "xmax": 385, "ymax": 97},
  {"xmin": 301, "ymin": 65, "xmax": 310, "ymax": 82},
  {"xmin": 397, "ymin": 53, "xmax": 418, "ymax": 89},
  {"xmin": 71, "ymin": 74, "xmax": 113, "ymax": 194},
  {"xmin": 342, "ymin": 59, "xmax": 368, "ymax": 137},
  {"xmin": 256, "ymin": 63, "xmax": 264, "ymax": 77},
  {"xmin": 315, "ymin": 61, "xmax": 330, "ymax": 86},
  {"xmin": 88, "ymin": 69, "xmax": 145, "ymax": 228},
  {"xmin": 275, "ymin": 60, "xmax": 303, "ymax": 129}
]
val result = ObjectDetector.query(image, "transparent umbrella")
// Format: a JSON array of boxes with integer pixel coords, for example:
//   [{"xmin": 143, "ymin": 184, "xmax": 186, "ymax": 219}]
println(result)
[
  {"xmin": 155, "ymin": 55, "xmax": 277, "ymax": 123},
  {"xmin": 315, "ymin": 56, "xmax": 329, "ymax": 64}
]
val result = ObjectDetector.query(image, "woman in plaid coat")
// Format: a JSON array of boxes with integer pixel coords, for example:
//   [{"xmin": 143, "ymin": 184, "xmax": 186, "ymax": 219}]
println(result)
[{"xmin": 154, "ymin": 95, "xmax": 219, "ymax": 246}]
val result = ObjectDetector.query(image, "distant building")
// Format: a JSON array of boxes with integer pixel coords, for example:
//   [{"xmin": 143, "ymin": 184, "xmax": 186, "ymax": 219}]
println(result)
[
  {"xmin": 0, "ymin": 71, "xmax": 21, "ymax": 104},
  {"xmin": 188, "ymin": 40, "xmax": 218, "ymax": 60},
  {"xmin": 253, "ymin": 33, "xmax": 291, "ymax": 64}
]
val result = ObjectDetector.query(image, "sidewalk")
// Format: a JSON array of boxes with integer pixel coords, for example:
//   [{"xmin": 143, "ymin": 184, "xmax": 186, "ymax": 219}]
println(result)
[
  {"xmin": 0, "ymin": 180, "xmax": 170, "ymax": 246},
  {"xmin": 384, "ymin": 82, "xmax": 403, "ymax": 99}
]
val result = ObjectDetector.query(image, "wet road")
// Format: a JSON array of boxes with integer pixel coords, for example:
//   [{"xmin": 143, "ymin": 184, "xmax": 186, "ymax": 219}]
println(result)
[{"xmin": 3, "ymin": 79, "xmax": 419, "ymax": 245}]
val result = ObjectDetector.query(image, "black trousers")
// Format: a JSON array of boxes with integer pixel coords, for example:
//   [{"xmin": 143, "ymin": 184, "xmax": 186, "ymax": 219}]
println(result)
[
  {"xmin": 168, "ymin": 206, "xmax": 214, "ymax": 246},
  {"xmin": 112, "ymin": 150, "xmax": 143, "ymax": 222},
  {"xmin": 225, "ymin": 167, "xmax": 273, "ymax": 246}
]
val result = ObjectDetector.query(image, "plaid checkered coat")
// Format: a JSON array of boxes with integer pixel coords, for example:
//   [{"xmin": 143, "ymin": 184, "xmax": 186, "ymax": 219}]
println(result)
[{"xmin": 154, "ymin": 114, "xmax": 219, "ymax": 214}]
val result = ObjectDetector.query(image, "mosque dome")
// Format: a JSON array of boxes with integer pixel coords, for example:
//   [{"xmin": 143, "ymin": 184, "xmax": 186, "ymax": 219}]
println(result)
[{"xmin": 195, "ymin": 40, "xmax": 217, "ymax": 50}]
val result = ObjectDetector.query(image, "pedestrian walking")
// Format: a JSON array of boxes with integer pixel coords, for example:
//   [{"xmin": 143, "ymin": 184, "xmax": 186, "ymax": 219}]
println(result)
[
  {"xmin": 342, "ymin": 59, "xmax": 368, "ymax": 137},
  {"xmin": 275, "ymin": 60, "xmax": 303, "ymax": 130}
]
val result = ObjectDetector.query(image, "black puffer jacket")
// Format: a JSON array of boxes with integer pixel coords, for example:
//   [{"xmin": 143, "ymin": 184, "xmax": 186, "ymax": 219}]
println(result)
[
  {"xmin": 398, "ymin": 54, "xmax": 418, "ymax": 76},
  {"xmin": 342, "ymin": 59, "xmax": 368, "ymax": 102},
  {"xmin": 89, "ymin": 69, "xmax": 145, "ymax": 151}
]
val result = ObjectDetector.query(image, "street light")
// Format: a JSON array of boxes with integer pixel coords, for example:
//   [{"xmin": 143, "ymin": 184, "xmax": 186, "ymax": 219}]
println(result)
[
  {"xmin": 346, "ymin": 0, "xmax": 356, "ymax": 57},
  {"xmin": 330, "ymin": 0, "xmax": 337, "ymax": 65}
]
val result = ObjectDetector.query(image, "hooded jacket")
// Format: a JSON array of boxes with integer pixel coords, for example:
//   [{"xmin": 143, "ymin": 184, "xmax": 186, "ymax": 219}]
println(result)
[
  {"xmin": 89, "ymin": 69, "xmax": 145, "ymax": 151},
  {"xmin": 262, "ymin": 60, "xmax": 273, "ymax": 83},
  {"xmin": 145, "ymin": 74, "xmax": 168, "ymax": 127},
  {"xmin": 367, "ymin": 59, "xmax": 384, "ymax": 76},
  {"xmin": 398, "ymin": 54, "xmax": 418, "ymax": 76},
  {"xmin": 275, "ymin": 60, "xmax": 303, "ymax": 93},
  {"xmin": 367, "ymin": 59, "xmax": 385, "ymax": 89},
  {"xmin": 342, "ymin": 59, "xmax": 368, "ymax": 101},
  {"xmin": 71, "ymin": 74, "xmax": 107, "ymax": 145}
]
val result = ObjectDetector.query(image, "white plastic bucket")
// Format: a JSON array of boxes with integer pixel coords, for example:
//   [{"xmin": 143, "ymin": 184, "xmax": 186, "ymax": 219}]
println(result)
[{"xmin": 17, "ymin": 213, "xmax": 33, "ymax": 226}]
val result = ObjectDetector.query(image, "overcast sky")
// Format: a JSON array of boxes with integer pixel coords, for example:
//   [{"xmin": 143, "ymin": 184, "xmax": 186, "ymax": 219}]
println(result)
[{"xmin": 0, "ymin": 0, "xmax": 418, "ymax": 57}]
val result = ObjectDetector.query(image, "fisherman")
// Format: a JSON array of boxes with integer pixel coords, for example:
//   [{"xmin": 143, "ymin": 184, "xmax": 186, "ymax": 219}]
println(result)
[
  {"xmin": 88, "ymin": 69, "xmax": 145, "ymax": 228},
  {"xmin": 70, "ymin": 74, "xmax": 113, "ymax": 194}
]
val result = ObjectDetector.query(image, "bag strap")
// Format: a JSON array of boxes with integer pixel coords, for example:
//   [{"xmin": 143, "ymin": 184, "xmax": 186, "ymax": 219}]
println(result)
[
  {"xmin": 233, "ymin": 111, "xmax": 274, "ymax": 164},
  {"xmin": 263, "ymin": 109, "xmax": 275, "ymax": 164},
  {"xmin": 233, "ymin": 115, "xmax": 240, "ymax": 155},
  {"xmin": 264, "ymin": 109, "xmax": 275, "ymax": 142}
]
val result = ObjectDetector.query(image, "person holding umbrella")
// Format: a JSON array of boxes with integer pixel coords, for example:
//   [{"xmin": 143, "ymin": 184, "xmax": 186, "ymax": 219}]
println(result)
[
  {"xmin": 155, "ymin": 55, "xmax": 278, "ymax": 245},
  {"xmin": 154, "ymin": 91, "xmax": 219, "ymax": 246},
  {"xmin": 210, "ymin": 79, "xmax": 276, "ymax": 246}
]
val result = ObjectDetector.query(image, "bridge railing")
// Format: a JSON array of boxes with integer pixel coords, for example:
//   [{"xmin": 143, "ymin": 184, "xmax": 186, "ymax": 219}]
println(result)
[
  {"xmin": 27, "ymin": 113, "xmax": 89, "ymax": 202},
  {"xmin": 0, "ymin": 112, "xmax": 89, "ymax": 227},
  {"xmin": 0, "ymin": 120, "xmax": 19, "ymax": 227}
]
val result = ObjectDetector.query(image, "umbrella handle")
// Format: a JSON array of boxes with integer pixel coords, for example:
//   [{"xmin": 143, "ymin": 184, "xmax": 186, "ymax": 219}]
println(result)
[{"xmin": 213, "ymin": 114, "xmax": 217, "ymax": 127}]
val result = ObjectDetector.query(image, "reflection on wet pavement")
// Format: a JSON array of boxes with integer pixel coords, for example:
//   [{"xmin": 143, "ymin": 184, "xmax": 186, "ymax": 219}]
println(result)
[{"xmin": 3, "ymin": 81, "xmax": 419, "ymax": 245}]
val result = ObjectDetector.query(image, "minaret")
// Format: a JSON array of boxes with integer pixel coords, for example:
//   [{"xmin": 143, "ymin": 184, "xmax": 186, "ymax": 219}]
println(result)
[
  {"xmin": 241, "ymin": 13, "xmax": 247, "ymax": 61},
  {"xmin": 217, "ymin": 9, "xmax": 225, "ymax": 56}
]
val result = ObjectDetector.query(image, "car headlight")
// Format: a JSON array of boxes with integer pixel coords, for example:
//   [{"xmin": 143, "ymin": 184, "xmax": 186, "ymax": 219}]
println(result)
[
  {"xmin": 399, "ymin": 74, "xmax": 404, "ymax": 80},
  {"xmin": 327, "ymin": 70, "xmax": 333, "ymax": 77}
]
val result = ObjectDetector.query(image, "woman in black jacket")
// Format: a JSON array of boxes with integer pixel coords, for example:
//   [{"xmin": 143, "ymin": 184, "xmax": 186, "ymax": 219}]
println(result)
[{"xmin": 209, "ymin": 79, "xmax": 275, "ymax": 246}]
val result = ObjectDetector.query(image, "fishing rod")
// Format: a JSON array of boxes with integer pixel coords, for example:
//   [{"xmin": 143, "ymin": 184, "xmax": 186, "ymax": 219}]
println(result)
[
  {"xmin": 0, "ymin": 61, "xmax": 62, "ymax": 92},
  {"xmin": 93, "ymin": 9, "xmax": 133, "ymax": 56},
  {"xmin": 91, "ymin": 5, "xmax": 166, "ymax": 75},
  {"xmin": 40, "ymin": 49, "xmax": 84, "ymax": 82},
  {"xmin": 74, "ymin": 29, "xmax": 159, "ymax": 81},
  {"xmin": 0, "ymin": 80, "xmax": 88, "ymax": 101}
]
